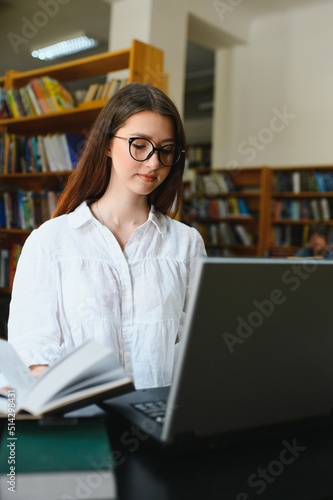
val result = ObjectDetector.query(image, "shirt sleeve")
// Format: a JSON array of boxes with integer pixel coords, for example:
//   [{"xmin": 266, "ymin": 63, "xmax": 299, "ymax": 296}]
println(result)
[{"xmin": 7, "ymin": 228, "xmax": 64, "ymax": 367}]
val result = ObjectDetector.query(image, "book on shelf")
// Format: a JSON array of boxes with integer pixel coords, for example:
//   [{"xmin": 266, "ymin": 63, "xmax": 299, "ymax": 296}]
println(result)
[
  {"xmin": 0, "ymin": 339, "xmax": 134, "ymax": 418},
  {"xmin": 274, "ymin": 170, "xmax": 333, "ymax": 193},
  {"xmin": 272, "ymin": 224, "xmax": 305, "ymax": 247},
  {"xmin": 310, "ymin": 199, "xmax": 320, "ymax": 220},
  {"xmin": 79, "ymin": 78, "xmax": 128, "ymax": 103},
  {"xmin": 25, "ymin": 82, "xmax": 44, "ymax": 115},
  {"xmin": 41, "ymin": 133, "xmax": 84, "ymax": 172},
  {"xmin": 234, "ymin": 224, "xmax": 253, "ymax": 245},
  {"xmin": 9, "ymin": 244, "xmax": 22, "ymax": 290},
  {"xmin": 82, "ymin": 82, "xmax": 100, "ymax": 102},
  {"xmin": 0, "ymin": 249, "xmax": 9, "ymax": 289},
  {"xmin": 0, "ymin": 89, "xmax": 10, "ymax": 118},
  {"xmin": 0, "ymin": 132, "xmax": 84, "ymax": 174},
  {"xmin": 0, "ymin": 417, "xmax": 118, "ymax": 500},
  {"xmin": 4, "ymin": 90, "xmax": 23, "ymax": 118},
  {"xmin": 208, "ymin": 199, "xmax": 223, "ymax": 218},
  {"xmin": 195, "ymin": 171, "xmax": 234, "ymax": 196},
  {"xmin": 272, "ymin": 198, "xmax": 333, "ymax": 221},
  {"xmin": 217, "ymin": 199, "xmax": 228, "ymax": 217},
  {"xmin": 292, "ymin": 171, "xmax": 301, "ymax": 194},
  {"xmin": 0, "ymin": 189, "xmax": 60, "ymax": 230},
  {"xmin": 1, "ymin": 77, "xmax": 76, "ymax": 118},
  {"xmin": 199, "ymin": 196, "xmax": 250, "ymax": 218},
  {"xmin": 0, "ymin": 244, "xmax": 22, "ymax": 291},
  {"xmin": 320, "ymin": 198, "xmax": 330, "ymax": 220},
  {"xmin": 219, "ymin": 222, "xmax": 236, "ymax": 245},
  {"xmin": 209, "ymin": 224, "xmax": 219, "ymax": 244},
  {"xmin": 237, "ymin": 198, "xmax": 250, "ymax": 215}
]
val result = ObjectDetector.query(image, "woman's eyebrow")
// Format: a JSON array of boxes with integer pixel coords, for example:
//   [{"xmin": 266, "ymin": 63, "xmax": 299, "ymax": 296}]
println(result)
[{"xmin": 129, "ymin": 133, "xmax": 176, "ymax": 143}]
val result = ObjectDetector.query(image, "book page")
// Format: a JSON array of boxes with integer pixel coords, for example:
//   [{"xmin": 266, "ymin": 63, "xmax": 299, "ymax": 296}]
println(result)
[
  {"xmin": 19, "ymin": 340, "xmax": 130, "ymax": 415},
  {"xmin": 0, "ymin": 340, "xmax": 35, "ymax": 402}
]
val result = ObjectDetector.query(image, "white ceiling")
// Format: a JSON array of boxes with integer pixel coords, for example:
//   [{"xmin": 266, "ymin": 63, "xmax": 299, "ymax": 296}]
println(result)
[
  {"xmin": 0, "ymin": 0, "xmax": 110, "ymax": 76},
  {"xmin": 0, "ymin": 0, "xmax": 328, "ymax": 75}
]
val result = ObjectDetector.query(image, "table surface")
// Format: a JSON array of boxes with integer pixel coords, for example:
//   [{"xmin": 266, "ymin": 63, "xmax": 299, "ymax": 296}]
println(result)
[
  {"xmin": 105, "ymin": 409, "xmax": 333, "ymax": 500},
  {"xmin": 2, "ymin": 407, "xmax": 333, "ymax": 500}
]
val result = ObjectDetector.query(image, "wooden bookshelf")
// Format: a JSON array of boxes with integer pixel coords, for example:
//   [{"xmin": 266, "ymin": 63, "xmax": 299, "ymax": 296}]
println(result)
[
  {"xmin": 182, "ymin": 167, "xmax": 270, "ymax": 257},
  {"xmin": 0, "ymin": 39, "xmax": 165, "ymax": 295},
  {"xmin": 1, "ymin": 39, "xmax": 165, "ymax": 135},
  {"xmin": 266, "ymin": 165, "xmax": 333, "ymax": 257},
  {"xmin": 183, "ymin": 164, "xmax": 333, "ymax": 257}
]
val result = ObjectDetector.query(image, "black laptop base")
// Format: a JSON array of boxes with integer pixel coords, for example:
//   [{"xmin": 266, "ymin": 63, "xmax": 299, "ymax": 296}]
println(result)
[{"xmin": 100, "ymin": 388, "xmax": 333, "ymax": 454}]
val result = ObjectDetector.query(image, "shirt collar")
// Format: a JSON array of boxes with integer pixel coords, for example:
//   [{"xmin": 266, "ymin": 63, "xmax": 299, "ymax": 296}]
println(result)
[
  {"xmin": 69, "ymin": 201, "xmax": 166, "ymax": 237},
  {"xmin": 68, "ymin": 201, "xmax": 94, "ymax": 228},
  {"xmin": 148, "ymin": 205, "xmax": 166, "ymax": 238}
]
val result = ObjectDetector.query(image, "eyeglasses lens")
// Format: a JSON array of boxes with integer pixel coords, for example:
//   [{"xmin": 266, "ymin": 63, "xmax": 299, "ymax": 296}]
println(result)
[{"xmin": 129, "ymin": 138, "xmax": 180, "ymax": 167}]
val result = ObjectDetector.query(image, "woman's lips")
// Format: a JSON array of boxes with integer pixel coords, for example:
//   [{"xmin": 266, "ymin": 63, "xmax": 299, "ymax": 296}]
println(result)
[{"xmin": 138, "ymin": 174, "xmax": 157, "ymax": 183}]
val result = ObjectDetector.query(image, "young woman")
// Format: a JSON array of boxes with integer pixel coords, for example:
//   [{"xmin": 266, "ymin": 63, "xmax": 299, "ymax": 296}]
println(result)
[{"xmin": 7, "ymin": 83, "xmax": 206, "ymax": 389}]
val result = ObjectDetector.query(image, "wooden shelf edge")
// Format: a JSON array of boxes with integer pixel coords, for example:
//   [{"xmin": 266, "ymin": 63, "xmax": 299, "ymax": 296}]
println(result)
[
  {"xmin": 0, "ymin": 100, "xmax": 107, "ymax": 127},
  {"xmin": 0, "ymin": 228, "xmax": 32, "ymax": 235},
  {"xmin": 191, "ymin": 216, "xmax": 255, "ymax": 224},
  {"xmin": 272, "ymin": 192, "xmax": 333, "ymax": 198},
  {"xmin": 0, "ymin": 171, "xmax": 72, "ymax": 179},
  {"xmin": 6, "ymin": 47, "xmax": 131, "ymax": 87},
  {"xmin": 204, "ymin": 243, "xmax": 257, "ymax": 250},
  {"xmin": 271, "ymin": 219, "xmax": 333, "ymax": 225}
]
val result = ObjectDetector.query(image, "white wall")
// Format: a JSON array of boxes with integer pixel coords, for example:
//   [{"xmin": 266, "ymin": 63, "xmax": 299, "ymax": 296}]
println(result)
[
  {"xmin": 107, "ymin": 0, "xmax": 333, "ymax": 167},
  {"xmin": 216, "ymin": 1, "xmax": 333, "ymax": 168},
  {"xmin": 108, "ymin": 0, "xmax": 251, "ymax": 116}
]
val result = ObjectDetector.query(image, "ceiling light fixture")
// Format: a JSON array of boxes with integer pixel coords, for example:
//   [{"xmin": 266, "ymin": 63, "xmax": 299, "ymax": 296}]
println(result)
[{"xmin": 31, "ymin": 34, "xmax": 99, "ymax": 61}]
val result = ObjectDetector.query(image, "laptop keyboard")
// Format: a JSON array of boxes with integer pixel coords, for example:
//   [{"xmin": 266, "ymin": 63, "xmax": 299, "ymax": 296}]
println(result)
[{"xmin": 132, "ymin": 400, "xmax": 167, "ymax": 424}]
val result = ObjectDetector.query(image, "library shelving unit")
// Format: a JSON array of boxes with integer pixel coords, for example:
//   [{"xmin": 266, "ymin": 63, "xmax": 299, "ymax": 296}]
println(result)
[
  {"xmin": 182, "ymin": 166, "xmax": 270, "ymax": 257},
  {"xmin": 0, "ymin": 39, "xmax": 165, "ymax": 296},
  {"xmin": 266, "ymin": 165, "xmax": 333, "ymax": 257}
]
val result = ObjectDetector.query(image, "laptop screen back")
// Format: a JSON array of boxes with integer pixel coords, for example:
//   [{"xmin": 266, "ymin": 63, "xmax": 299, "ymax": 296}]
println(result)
[{"xmin": 162, "ymin": 257, "xmax": 333, "ymax": 442}]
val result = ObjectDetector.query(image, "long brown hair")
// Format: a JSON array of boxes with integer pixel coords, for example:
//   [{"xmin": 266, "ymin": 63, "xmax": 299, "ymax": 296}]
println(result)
[{"xmin": 53, "ymin": 83, "xmax": 186, "ymax": 217}]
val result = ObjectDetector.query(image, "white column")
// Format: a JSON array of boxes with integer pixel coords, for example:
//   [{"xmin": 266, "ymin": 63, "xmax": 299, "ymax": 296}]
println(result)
[
  {"xmin": 212, "ymin": 47, "xmax": 232, "ymax": 168},
  {"xmin": 107, "ymin": 0, "xmax": 187, "ymax": 115}
]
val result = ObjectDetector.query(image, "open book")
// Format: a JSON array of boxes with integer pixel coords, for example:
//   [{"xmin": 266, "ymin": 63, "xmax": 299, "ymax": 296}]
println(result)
[{"xmin": 0, "ymin": 339, "xmax": 134, "ymax": 417}]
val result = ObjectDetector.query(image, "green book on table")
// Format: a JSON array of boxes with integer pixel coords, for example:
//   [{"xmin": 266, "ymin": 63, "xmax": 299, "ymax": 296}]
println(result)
[{"xmin": 0, "ymin": 417, "xmax": 117, "ymax": 500}]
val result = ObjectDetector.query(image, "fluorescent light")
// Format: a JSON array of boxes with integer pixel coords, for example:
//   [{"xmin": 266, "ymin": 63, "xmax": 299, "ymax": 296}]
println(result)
[{"xmin": 31, "ymin": 35, "xmax": 99, "ymax": 61}]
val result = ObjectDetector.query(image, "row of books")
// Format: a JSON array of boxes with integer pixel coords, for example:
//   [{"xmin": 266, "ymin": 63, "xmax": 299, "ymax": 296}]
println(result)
[
  {"xmin": 190, "ymin": 196, "xmax": 251, "ymax": 219},
  {"xmin": 0, "ymin": 77, "xmax": 76, "ymax": 118},
  {"xmin": 206, "ymin": 247, "xmax": 236, "ymax": 257},
  {"xmin": 0, "ymin": 132, "xmax": 84, "ymax": 174},
  {"xmin": 272, "ymin": 198, "xmax": 333, "ymax": 221},
  {"xmin": 73, "ymin": 78, "xmax": 128, "ymax": 103},
  {"xmin": 273, "ymin": 170, "xmax": 333, "ymax": 193},
  {"xmin": 0, "ymin": 189, "xmax": 60, "ymax": 230},
  {"xmin": 0, "ymin": 244, "xmax": 22, "ymax": 290},
  {"xmin": 193, "ymin": 221, "xmax": 253, "ymax": 246},
  {"xmin": 193, "ymin": 172, "xmax": 235, "ymax": 196},
  {"xmin": 272, "ymin": 224, "xmax": 333, "ymax": 247}
]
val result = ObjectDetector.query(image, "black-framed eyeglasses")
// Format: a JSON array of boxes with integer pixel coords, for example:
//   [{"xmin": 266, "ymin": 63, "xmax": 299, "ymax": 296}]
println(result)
[{"xmin": 113, "ymin": 136, "xmax": 184, "ymax": 167}]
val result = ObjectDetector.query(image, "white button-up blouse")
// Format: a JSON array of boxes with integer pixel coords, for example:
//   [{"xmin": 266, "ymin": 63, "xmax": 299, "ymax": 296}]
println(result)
[{"xmin": 8, "ymin": 202, "xmax": 206, "ymax": 389}]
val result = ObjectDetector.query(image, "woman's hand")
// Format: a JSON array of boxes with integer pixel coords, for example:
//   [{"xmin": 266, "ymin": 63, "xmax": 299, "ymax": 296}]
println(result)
[{"xmin": 29, "ymin": 365, "xmax": 48, "ymax": 377}]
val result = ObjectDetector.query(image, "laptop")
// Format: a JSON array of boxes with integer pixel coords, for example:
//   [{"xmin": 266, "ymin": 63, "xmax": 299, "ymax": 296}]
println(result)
[{"xmin": 101, "ymin": 257, "xmax": 333, "ymax": 449}]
